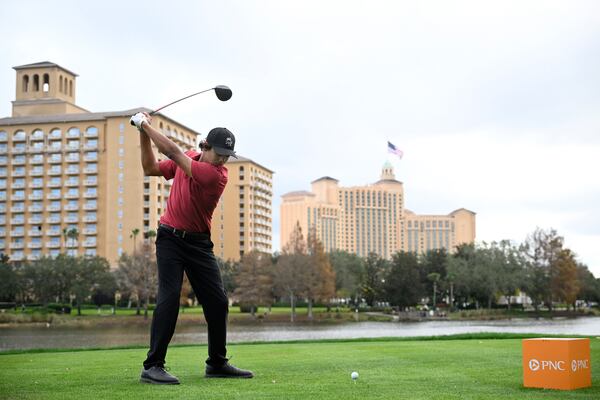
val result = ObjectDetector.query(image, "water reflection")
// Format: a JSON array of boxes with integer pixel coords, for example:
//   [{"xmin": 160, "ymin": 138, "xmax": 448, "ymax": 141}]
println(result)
[{"xmin": 1, "ymin": 317, "xmax": 599, "ymax": 351}]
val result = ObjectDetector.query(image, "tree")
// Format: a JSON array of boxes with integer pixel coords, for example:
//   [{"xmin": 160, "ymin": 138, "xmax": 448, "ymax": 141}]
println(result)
[
  {"xmin": 329, "ymin": 250, "xmax": 365, "ymax": 303},
  {"xmin": 130, "ymin": 228, "xmax": 141, "ymax": 254},
  {"xmin": 305, "ymin": 230, "xmax": 336, "ymax": 318},
  {"xmin": 427, "ymin": 272, "xmax": 441, "ymax": 310},
  {"xmin": 384, "ymin": 251, "xmax": 422, "ymax": 308},
  {"xmin": 576, "ymin": 263, "xmax": 600, "ymax": 303},
  {"xmin": 71, "ymin": 256, "xmax": 115, "ymax": 315},
  {"xmin": 0, "ymin": 257, "xmax": 17, "ymax": 302},
  {"xmin": 218, "ymin": 258, "xmax": 240, "ymax": 296},
  {"xmin": 67, "ymin": 228, "xmax": 79, "ymax": 249},
  {"xmin": 551, "ymin": 249, "xmax": 580, "ymax": 310},
  {"xmin": 233, "ymin": 251, "xmax": 273, "ymax": 316},
  {"xmin": 115, "ymin": 244, "xmax": 158, "ymax": 319},
  {"xmin": 361, "ymin": 252, "xmax": 388, "ymax": 307},
  {"xmin": 522, "ymin": 228, "xmax": 564, "ymax": 311},
  {"xmin": 274, "ymin": 222, "xmax": 308, "ymax": 322}
]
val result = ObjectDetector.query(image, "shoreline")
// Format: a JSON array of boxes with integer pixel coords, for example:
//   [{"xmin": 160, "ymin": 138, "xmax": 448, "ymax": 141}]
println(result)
[{"xmin": 1, "ymin": 309, "xmax": 597, "ymax": 329}]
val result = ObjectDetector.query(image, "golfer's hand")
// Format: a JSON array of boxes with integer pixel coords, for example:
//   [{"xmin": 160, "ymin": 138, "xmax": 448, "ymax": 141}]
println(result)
[{"xmin": 130, "ymin": 112, "xmax": 149, "ymax": 130}]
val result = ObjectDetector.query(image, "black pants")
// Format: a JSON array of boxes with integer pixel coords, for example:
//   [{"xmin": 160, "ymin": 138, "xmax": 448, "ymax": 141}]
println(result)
[{"xmin": 143, "ymin": 226, "xmax": 229, "ymax": 369}]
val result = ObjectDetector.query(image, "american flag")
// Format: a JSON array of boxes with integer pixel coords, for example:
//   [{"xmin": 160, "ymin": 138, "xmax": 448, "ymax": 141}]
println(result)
[{"xmin": 387, "ymin": 141, "xmax": 403, "ymax": 159}]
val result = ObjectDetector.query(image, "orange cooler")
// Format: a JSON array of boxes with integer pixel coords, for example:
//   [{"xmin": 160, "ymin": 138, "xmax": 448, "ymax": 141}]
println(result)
[{"xmin": 522, "ymin": 338, "xmax": 591, "ymax": 390}]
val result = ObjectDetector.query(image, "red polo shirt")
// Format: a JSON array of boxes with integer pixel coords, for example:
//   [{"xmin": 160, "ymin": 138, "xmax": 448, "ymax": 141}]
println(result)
[{"xmin": 158, "ymin": 150, "xmax": 227, "ymax": 233}]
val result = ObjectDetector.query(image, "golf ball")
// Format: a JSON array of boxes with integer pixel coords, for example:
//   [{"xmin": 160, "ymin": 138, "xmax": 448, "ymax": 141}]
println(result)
[{"xmin": 351, "ymin": 371, "xmax": 359, "ymax": 380}]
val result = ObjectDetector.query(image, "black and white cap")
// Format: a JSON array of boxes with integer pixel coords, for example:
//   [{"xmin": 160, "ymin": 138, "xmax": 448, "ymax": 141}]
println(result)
[{"xmin": 206, "ymin": 127, "xmax": 236, "ymax": 158}]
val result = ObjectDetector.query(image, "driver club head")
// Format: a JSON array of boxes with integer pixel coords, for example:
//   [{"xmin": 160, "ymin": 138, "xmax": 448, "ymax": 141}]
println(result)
[{"xmin": 215, "ymin": 85, "xmax": 233, "ymax": 101}]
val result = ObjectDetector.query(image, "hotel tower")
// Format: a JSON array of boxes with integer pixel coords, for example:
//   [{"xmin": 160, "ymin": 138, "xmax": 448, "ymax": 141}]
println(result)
[
  {"xmin": 280, "ymin": 161, "xmax": 475, "ymax": 258},
  {"xmin": 0, "ymin": 62, "xmax": 272, "ymax": 265}
]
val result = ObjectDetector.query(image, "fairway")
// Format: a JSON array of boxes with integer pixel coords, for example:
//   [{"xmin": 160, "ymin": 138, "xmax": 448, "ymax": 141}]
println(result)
[{"xmin": 0, "ymin": 337, "xmax": 598, "ymax": 399}]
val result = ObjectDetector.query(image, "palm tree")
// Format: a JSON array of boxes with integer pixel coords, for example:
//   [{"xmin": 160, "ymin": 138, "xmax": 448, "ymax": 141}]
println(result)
[
  {"xmin": 427, "ymin": 272, "xmax": 441, "ymax": 311},
  {"xmin": 67, "ymin": 228, "xmax": 79, "ymax": 249},
  {"xmin": 130, "ymin": 228, "xmax": 140, "ymax": 254}
]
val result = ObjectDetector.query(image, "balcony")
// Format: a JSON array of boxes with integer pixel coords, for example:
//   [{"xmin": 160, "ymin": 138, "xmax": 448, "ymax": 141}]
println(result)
[
  {"xmin": 83, "ymin": 216, "xmax": 97, "ymax": 222},
  {"xmin": 46, "ymin": 230, "xmax": 61, "ymax": 236},
  {"xmin": 0, "ymin": 158, "xmax": 6, "ymax": 165},
  {"xmin": 46, "ymin": 193, "xmax": 62, "ymax": 200},
  {"xmin": 65, "ymin": 155, "xmax": 80, "ymax": 163},
  {"xmin": 0, "ymin": 134, "xmax": 6, "ymax": 142},
  {"xmin": 29, "ymin": 169, "xmax": 44, "ymax": 177},
  {"xmin": 11, "ymin": 147, "xmax": 26, "ymax": 154},
  {"xmin": 64, "ymin": 204, "xmax": 78, "ymax": 211},
  {"xmin": 83, "ymin": 241, "xmax": 96, "ymax": 248},
  {"xmin": 46, "ymin": 145, "xmax": 62, "ymax": 153},
  {"xmin": 10, "ymin": 205, "xmax": 25, "ymax": 212},
  {"xmin": 84, "ymin": 130, "xmax": 98, "ymax": 138},
  {"xmin": 47, "ymin": 181, "xmax": 61, "ymax": 188},
  {"xmin": 143, "ymin": 213, "xmax": 149, "ymax": 219},
  {"xmin": 27, "ymin": 254, "xmax": 41, "ymax": 261},
  {"xmin": 46, "ymin": 217, "xmax": 61, "ymax": 224},
  {"xmin": 47, "ymin": 204, "xmax": 60, "ymax": 211},
  {"xmin": 10, "ymin": 230, "xmax": 24, "ymax": 237},
  {"xmin": 11, "ymin": 254, "xmax": 24, "ymax": 261},
  {"xmin": 65, "ymin": 180, "xmax": 79, "ymax": 187},
  {"xmin": 84, "ymin": 179, "xmax": 97, "ymax": 186},
  {"xmin": 49, "ymin": 156, "xmax": 62, "ymax": 164},
  {"xmin": 65, "ymin": 144, "xmax": 80, "ymax": 152},
  {"xmin": 64, "ymin": 216, "xmax": 78, "ymax": 223},
  {"xmin": 48, "ymin": 168, "xmax": 62, "ymax": 176},
  {"xmin": 66, "ymin": 241, "xmax": 79, "ymax": 248},
  {"xmin": 47, "ymin": 242, "xmax": 61, "ymax": 248},
  {"xmin": 28, "ymin": 194, "xmax": 43, "ymax": 200},
  {"xmin": 84, "ymin": 192, "xmax": 97, "ymax": 198},
  {"xmin": 83, "ymin": 203, "xmax": 96, "ymax": 210},
  {"xmin": 65, "ymin": 168, "xmax": 79, "ymax": 175},
  {"xmin": 30, "ymin": 182, "xmax": 43, "ymax": 188},
  {"xmin": 31, "ymin": 131, "xmax": 44, "ymax": 141},
  {"xmin": 0, "ymin": 147, "xmax": 7, "ymax": 154},
  {"xmin": 12, "ymin": 171, "xmax": 25, "ymax": 177},
  {"xmin": 82, "ymin": 228, "xmax": 97, "ymax": 235},
  {"xmin": 11, "ymin": 182, "xmax": 25, "ymax": 189},
  {"xmin": 48, "ymin": 131, "xmax": 61, "ymax": 139},
  {"xmin": 84, "ymin": 143, "xmax": 98, "ymax": 150},
  {"xmin": 28, "ymin": 217, "xmax": 43, "ymax": 224},
  {"xmin": 83, "ymin": 167, "xmax": 97, "ymax": 174},
  {"xmin": 28, "ymin": 229, "xmax": 42, "ymax": 237},
  {"xmin": 27, "ymin": 146, "xmax": 44, "ymax": 153},
  {"xmin": 27, "ymin": 242, "xmax": 42, "ymax": 249},
  {"xmin": 11, "ymin": 158, "xmax": 25, "ymax": 165},
  {"xmin": 66, "ymin": 130, "xmax": 80, "ymax": 138},
  {"xmin": 65, "ymin": 192, "xmax": 79, "ymax": 199},
  {"xmin": 83, "ymin": 155, "xmax": 98, "ymax": 162}
]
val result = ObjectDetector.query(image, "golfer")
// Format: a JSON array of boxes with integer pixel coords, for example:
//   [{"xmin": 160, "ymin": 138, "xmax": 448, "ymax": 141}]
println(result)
[{"xmin": 130, "ymin": 112, "xmax": 253, "ymax": 384}]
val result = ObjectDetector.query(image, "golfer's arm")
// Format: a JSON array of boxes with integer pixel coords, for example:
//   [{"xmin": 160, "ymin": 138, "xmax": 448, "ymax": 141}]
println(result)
[
  {"xmin": 140, "ymin": 122, "xmax": 193, "ymax": 177},
  {"xmin": 139, "ymin": 131, "xmax": 161, "ymax": 176}
]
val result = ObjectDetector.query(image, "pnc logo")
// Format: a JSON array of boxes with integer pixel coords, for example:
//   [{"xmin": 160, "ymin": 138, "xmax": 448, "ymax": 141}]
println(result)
[
  {"xmin": 571, "ymin": 359, "xmax": 590, "ymax": 372},
  {"xmin": 529, "ymin": 359, "xmax": 540, "ymax": 371},
  {"xmin": 528, "ymin": 358, "xmax": 566, "ymax": 371}
]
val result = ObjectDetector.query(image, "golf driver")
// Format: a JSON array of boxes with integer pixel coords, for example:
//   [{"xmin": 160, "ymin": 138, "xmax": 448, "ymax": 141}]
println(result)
[{"xmin": 130, "ymin": 85, "xmax": 232, "ymax": 125}]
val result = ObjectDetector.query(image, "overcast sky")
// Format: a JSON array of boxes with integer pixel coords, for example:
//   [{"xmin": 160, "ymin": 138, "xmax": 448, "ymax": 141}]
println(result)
[{"xmin": 1, "ymin": 1, "xmax": 599, "ymax": 275}]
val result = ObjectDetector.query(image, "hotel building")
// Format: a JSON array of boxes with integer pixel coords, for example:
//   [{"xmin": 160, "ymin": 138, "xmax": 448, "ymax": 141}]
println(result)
[
  {"xmin": 0, "ymin": 62, "xmax": 272, "ymax": 265},
  {"xmin": 280, "ymin": 161, "xmax": 475, "ymax": 258}
]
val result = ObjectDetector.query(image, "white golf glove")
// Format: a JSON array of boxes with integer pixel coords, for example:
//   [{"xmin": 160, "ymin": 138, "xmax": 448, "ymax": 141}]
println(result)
[{"xmin": 129, "ymin": 112, "xmax": 148, "ymax": 130}]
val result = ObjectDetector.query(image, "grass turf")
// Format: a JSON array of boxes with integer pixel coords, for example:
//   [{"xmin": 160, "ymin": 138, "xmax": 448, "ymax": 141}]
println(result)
[{"xmin": 0, "ymin": 336, "xmax": 598, "ymax": 399}]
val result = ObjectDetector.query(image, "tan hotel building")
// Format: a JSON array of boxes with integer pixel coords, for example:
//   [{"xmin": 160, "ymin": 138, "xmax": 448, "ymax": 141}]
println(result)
[
  {"xmin": 281, "ymin": 161, "xmax": 475, "ymax": 258},
  {"xmin": 0, "ymin": 62, "xmax": 272, "ymax": 265}
]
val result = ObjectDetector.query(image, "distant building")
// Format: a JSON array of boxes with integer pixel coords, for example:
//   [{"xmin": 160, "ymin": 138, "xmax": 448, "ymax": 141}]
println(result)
[
  {"xmin": 280, "ymin": 161, "xmax": 475, "ymax": 257},
  {"xmin": 212, "ymin": 156, "xmax": 273, "ymax": 261},
  {"xmin": 0, "ymin": 61, "xmax": 272, "ymax": 265}
]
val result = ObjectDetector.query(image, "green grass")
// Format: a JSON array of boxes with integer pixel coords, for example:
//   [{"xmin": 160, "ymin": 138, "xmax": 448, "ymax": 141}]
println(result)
[{"xmin": 1, "ymin": 336, "xmax": 598, "ymax": 399}]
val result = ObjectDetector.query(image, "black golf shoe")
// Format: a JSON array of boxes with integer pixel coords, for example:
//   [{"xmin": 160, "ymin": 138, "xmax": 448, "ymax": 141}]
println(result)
[
  {"xmin": 140, "ymin": 366, "xmax": 180, "ymax": 384},
  {"xmin": 205, "ymin": 362, "xmax": 254, "ymax": 378}
]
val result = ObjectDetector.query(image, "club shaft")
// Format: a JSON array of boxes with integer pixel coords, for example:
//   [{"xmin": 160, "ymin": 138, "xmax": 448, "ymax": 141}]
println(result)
[{"xmin": 150, "ymin": 88, "xmax": 215, "ymax": 115}]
